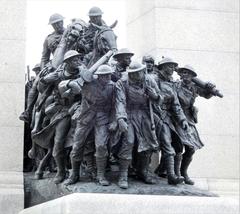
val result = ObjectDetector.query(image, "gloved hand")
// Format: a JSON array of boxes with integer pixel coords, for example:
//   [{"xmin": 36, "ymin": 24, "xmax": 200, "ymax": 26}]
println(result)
[
  {"xmin": 146, "ymin": 86, "xmax": 159, "ymax": 100},
  {"xmin": 108, "ymin": 121, "xmax": 118, "ymax": 132},
  {"xmin": 43, "ymin": 72, "xmax": 59, "ymax": 83},
  {"xmin": 118, "ymin": 118, "xmax": 128, "ymax": 133},
  {"xmin": 205, "ymin": 82, "xmax": 216, "ymax": 90}
]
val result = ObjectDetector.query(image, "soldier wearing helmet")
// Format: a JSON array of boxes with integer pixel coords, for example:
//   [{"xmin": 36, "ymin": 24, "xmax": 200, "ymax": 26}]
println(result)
[
  {"xmin": 111, "ymin": 48, "xmax": 134, "ymax": 82},
  {"xmin": 84, "ymin": 7, "xmax": 107, "ymax": 53},
  {"xmin": 40, "ymin": 13, "xmax": 65, "ymax": 69},
  {"xmin": 36, "ymin": 50, "xmax": 83, "ymax": 184},
  {"xmin": 65, "ymin": 64, "xmax": 115, "ymax": 187},
  {"xmin": 153, "ymin": 57, "xmax": 190, "ymax": 185},
  {"xmin": 142, "ymin": 55, "xmax": 156, "ymax": 74},
  {"xmin": 114, "ymin": 61, "xmax": 161, "ymax": 188}
]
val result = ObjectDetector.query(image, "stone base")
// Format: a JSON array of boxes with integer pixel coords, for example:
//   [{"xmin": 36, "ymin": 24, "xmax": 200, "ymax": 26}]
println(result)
[
  {"xmin": 24, "ymin": 172, "xmax": 217, "ymax": 208},
  {"xmin": 20, "ymin": 193, "xmax": 239, "ymax": 214},
  {"xmin": 0, "ymin": 171, "xmax": 24, "ymax": 214}
]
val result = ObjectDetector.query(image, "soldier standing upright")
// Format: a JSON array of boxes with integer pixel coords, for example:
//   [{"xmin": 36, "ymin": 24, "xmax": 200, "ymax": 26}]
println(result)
[
  {"xmin": 65, "ymin": 65, "xmax": 115, "ymax": 186},
  {"xmin": 154, "ymin": 57, "xmax": 189, "ymax": 185},
  {"xmin": 115, "ymin": 61, "xmax": 160, "ymax": 188},
  {"xmin": 40, "ymin": 13, "xmax": 65, "ymax": 69}
]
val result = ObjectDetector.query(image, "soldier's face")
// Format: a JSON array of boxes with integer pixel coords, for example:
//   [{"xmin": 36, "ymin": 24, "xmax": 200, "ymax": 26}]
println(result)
[
  {"xmin": 98, "ymin": 74, "xmax": 111, "ymax": 85},
  {"xmin": 90, "ymin": 15, "xmax": 102, "ymax": 25},
  {"xmin": 117, "ymin": 55, "xmax": 132, "ymax": 67},
  {"xmin": 68, "ymin": 56, "xmax": 80, "ymax": 70},
  {"xmin": 145, "ymin": 61, "xmax": 154, "ymax": 71},
  {"xmin": 129, "ymin": 70, "xmax": 145, "ymax": 82},
  {"xmin": 163, "ymin": 63, "xmax": 176, "ymax": 76},
  {"xmin": 180, "ymin": 70, "xmax": 193, "ymax": 84},
  {"xmin": 52, "ymin": 21, "xmax": 64, "ymax": 33}
]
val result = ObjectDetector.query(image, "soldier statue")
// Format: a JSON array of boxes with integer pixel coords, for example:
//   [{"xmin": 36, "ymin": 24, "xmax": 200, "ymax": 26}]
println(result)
[
  {"xmin": 114, "ymin": 61, "xmax": 160, "ymax": 188},
  {"xmin": 153, "ymin": 57, "xmax": 189, "ymax": 185},
  {"xmin": 173, "ymin": 65, "xmax": 215, "ymax": 185},
  {"xmin": 142, "ymin": 55, "xmax": 157, "ymax": 74},
  {"xmin": 41, "ymin": 13, "xmax": 65, "ymax": 69},
  {"xmin": 36, "ymin": 50, "xmax": 83, "ymax": 183},
  {"xmin": 111, "ymin": 48, "xmax": 134, "ymax": 82},
  {"xmin": 65, "ymin": 64, "xmax": 115, "ymax": 186}
]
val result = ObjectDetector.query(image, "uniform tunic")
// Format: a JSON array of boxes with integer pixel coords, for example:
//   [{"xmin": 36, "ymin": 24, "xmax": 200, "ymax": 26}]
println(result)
[{"xmin": 174, "ymin": 81, "xmax": 212, "ymax": 150}]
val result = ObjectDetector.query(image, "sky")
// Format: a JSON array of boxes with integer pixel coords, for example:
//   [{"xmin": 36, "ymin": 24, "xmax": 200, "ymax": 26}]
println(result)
[{"xmin": 26, "ymin": 0, "xmax": 126, "ymax": 71}]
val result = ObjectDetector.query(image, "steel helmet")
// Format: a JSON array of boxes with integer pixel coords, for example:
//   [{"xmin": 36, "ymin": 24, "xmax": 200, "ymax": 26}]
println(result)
[
  {"xmin": 142, "ymin": 55, "xmax": 155, "ymax": 63},
  {"xmin": 95, "ymin": 65, "xmax": 114, "ymax": 75},
  {"xmin": 48, "ymin": 13, "xmax": 64, "ymax": 25},
  {"xmin": 113, "ymin": 48, "xmax": 134, "ymax": 59},
  {"xmin": 63, "ymin": 50, "xmax": 81, "ymax": 62},
  {"xmin": 157, "ymin": 57, "xmax": 178, "ymax": 69},
  {"xmin": 177, "ymin": 65, "xmax": 197, "ymax": 77},
  {"xmin": 88, "ymin": 6, "xmax": 103, "ymax": 17},
  {"xmin": 126, "ymin": 61, "xmax": 146, "ymax": 73}
]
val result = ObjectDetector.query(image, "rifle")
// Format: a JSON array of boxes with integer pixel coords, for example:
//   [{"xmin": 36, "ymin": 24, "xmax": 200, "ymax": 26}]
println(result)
[
  {"xmin": 192, "ymin": 77, "xmax": 223, "ymax": 98},
  {"xmin": 27, "ymin": 65, "xmax": 30, "ymax": 83}
]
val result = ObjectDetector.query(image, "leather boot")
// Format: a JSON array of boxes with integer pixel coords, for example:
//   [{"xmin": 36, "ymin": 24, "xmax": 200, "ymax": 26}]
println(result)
[
  {"xmin": 166, "ymin": 155, "xmax": 184, "ymax": 185},
  {"xmin": 137, "ymin": 151, "xmax": 156, "ymax": 184},
  {"xmin": 96, "ymin": 157, "xmax": 110, "ymax": 186},
  {"xmin": 64, "ymin": 160, "xmax": 81, "ymax": 185},
  {"xmin": 53, "ymin": 156, "xmax": 66, "ymax": 184},
  {"xmin": 181, "ymin": 156, "xmax": 194, "ymax": 185},
  {"xmin": 85, "ymin": 153, "xmax": 97, "ymax": 180},
  {"xmin": 118, "ymin": 159, "xmax": 130, "ymax": 189},
  {"xmin": 174, "ymin": 153, "xmax": 185, "ymax": 181},
  {"xmin": 155, "ymin": 155, "xmax": 167, "ymax": 178}
]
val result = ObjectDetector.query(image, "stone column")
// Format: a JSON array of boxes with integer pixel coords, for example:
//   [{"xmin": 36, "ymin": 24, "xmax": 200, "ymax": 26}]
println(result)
[
  {"xmin": 0, "ymin": 0, "xmax": 26, "ymax": 213},
  {"xmin": 126, "ymin": 0, "xmax": 239, "ymax": 195}
]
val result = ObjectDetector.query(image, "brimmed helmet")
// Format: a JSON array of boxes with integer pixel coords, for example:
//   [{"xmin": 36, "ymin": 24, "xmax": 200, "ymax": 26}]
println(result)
[
  {"xmin": 126, "ymin": 61, "xmax": 146, "ymax": 73},
  {"xmin": 113, "ymin": 48, "xmax": 134, "ymax": 59},
  {"xmin": 48, "ymin": 13, "xmax": 64, "ymax": 25},
  {"xmin": 88, "ymin": 7, "xmax": 103, "ymax": 17},
  {"xmin": 177, "ymin": 65, "xmax": 197, "ymax": 77},
  {"xmin": 63, "ymin": 50, "xmax": 81, "ymax": 62},
  {"xmin": 157, "ymin": 57, "xmax": 178, "ymax": 69},
  {"xmin": 95, "ymin": 65, "xmax": 114, "ymax": 75}
]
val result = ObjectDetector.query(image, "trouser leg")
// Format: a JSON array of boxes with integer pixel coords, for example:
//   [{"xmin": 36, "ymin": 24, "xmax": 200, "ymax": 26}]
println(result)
[
  {"xmin": 95, "ymin": 125, "xmax": 110, "ymax": 186},
  {"xmin": 52, "ymin": 117, "xmax": 70, "ymax": 184},
  {"xmin": 181, "ymin": 146, "xmax": 195, "ymax": 185},
  {"xmin": 65, "ymin": 121, "xmax": 93, "ymax": 185}
]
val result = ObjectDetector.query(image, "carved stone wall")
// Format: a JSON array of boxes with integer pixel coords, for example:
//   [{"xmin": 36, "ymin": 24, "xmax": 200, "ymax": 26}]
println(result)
[{"xmin": 0, "ymin": 0, "xmax": 26, "ymax": 213}]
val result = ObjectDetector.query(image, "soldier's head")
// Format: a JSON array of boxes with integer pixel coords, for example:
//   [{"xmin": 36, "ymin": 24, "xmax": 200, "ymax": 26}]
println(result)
[
  {"xmin": 63, "ymin": 50, "xmax": 81, "ymax": 72},
  {"xmin": 88, "ymin": 6, "xmax": 103, "ymax": 26},
  {"xmin": 95, "ymin": 64, "xmax": 114, "ymax": 85},
  {"xmin": 177, "ymin": 65, "xmax": 197, "ymax": 84},
  {"xmin": 48, "ymin": 13, "xmax": 64, "ymax": 33},
  {"xmin": 113, "ymin": 48, "xmax": 134, "ymax": 69},
  {"xmin": 157, "ymin": 57, "xmax": 178, "ymax": 77},
  {"xmin": 142, "ymin": 55, "xmax": 155, "ymax": 72},
  {"xmin": 66, "ymin": 29, "xmax": 80, "ymax": 47},
  {"xmin": 127, "ymin": 61, "xmax": 146, "ymax": 83},
  {"xmin": 32, "ymin": 63, "xmax": 41, "ymax": 75}
]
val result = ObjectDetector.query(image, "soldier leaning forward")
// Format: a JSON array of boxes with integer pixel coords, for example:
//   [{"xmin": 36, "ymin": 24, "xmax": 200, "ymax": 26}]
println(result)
[
  {"xmin": 32, "ymin": 50, "xmax": 82, "ymax": 184},
  {"xmin": 65, "ymin": 65, "xmax": 115, "ymax": 186},
  {"xmin": 153, "ymin": 57, "xmax": 189, "ymax": 185},
  {"xmin": 173, "ymin": 65, "xmax": 214, "ymax": 185},
  {"xmin": 114, "ymin": 61, "xmax": 160, "ymax": 189}
]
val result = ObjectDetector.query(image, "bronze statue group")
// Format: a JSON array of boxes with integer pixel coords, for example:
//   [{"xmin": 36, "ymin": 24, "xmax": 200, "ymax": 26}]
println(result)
[{"xmin": 20, "ymin": 6, "xmax": 222, "ymax": 190}]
